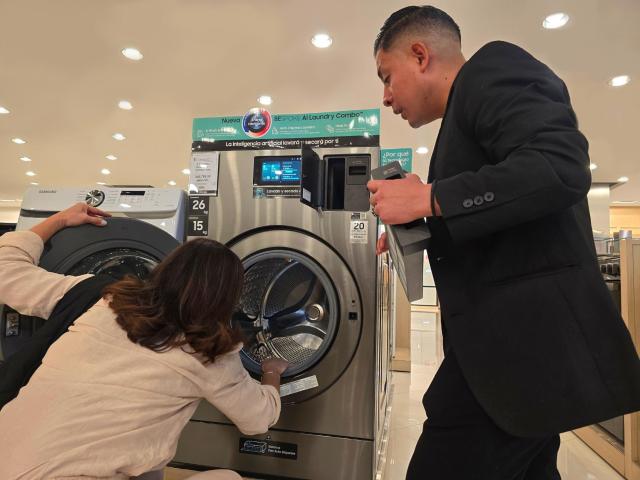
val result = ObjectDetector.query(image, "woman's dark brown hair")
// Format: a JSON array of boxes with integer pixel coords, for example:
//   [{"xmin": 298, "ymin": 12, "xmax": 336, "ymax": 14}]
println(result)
[{"xmin": 103, "ymin": 238, "xmax": 244, "ymax": 363}]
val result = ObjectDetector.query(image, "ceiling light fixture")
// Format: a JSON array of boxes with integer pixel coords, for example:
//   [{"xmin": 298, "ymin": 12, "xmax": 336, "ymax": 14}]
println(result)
[
  {"xmin": 112, "ymin": 133, "xmax": 126, "ymax": 141},
  {"xmin": 11, "ymin": 138, "xmax": 26, "ymax": 144},
  {"xmin": 118, "ymin": 100, "xmax": 133, "ymax": 110},
  {"xmin": 609, "ymin": 75, "xmax": 631, "ymax": 87},
  {"xmin": 0, "ymin": 106, "xmax": 9, "ymax": 114},
  {"xmin": 97, "ymin": 182, "xmax": 107, "ymax": 185},
  {"xmin": 20, "ymin": 156, "xmax": 31, "ymax": 162},
  {"xmin": 25, "ymin": 171, "xmax": 36, "ymax": 177},
  {"xmin": 311, "ymin": 33, "xmax": 333, "ymax": 48},
  {"xmin": 30, "ymin": 182, "xmax": 39, "ymax": 186},
  {"xmin": 182, "ymin": 168, "xmax": 191, "ymax": 175},
  {"xmin": 416, "ymin": 146, "xmax": 429, "ymax": 154},
  {"xmin": 106, "ymin": 154, "xmax": 117, "ymax": 161},
  {"xmin": 589, "ymin": 163, "xmax": 598, "ymax": 170},
  {"xmin": 542, "ymin": 12, "xmax": 569, "ymax": 29},
  {"xmin": 101, "ymin": 168, "xmax": 111, "ymax": 175},
  {"xmin": 257, "ymin": 95, "xmax": 273, "ymax": 106},
  {"xmin": 122, "ymin": 47, "xmax": 143, "ymax": 61},
  {"xmin": 617, "ymin": 176, "xmax": 629, "ymax": 182},
  {"xmin": 168, "ymin": 180, "xmax": 177, "ymax": 186}
]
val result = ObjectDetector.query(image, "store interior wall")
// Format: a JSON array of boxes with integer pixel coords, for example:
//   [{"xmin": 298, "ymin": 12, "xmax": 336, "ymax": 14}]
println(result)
[
  {"xmin": 0, "ymin": 208, "xmax": 19, "ymax": 224},
  {"xmin": 610, "ymin": 206, "xmax": 640, "ymax": 236},
  {"xmin": 587, "ymin": 184, "xmax": 611, "ymax": 237}
]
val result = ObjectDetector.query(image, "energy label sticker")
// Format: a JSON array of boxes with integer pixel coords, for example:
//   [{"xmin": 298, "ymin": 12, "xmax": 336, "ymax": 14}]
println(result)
[{"xmin": 350, "ymin": 212, "xmax": 368, "ymax": 244}]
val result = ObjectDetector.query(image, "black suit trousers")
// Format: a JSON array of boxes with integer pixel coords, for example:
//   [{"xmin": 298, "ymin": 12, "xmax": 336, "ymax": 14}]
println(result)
[{"xmin": 407, "ymin": 352, "xmax": 561, "ymax": 480}]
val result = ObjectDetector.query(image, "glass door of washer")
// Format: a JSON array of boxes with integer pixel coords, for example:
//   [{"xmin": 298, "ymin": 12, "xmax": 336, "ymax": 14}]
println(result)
[{"xmin": 235, "ymin": 250, "xmax": 339, "ymax": 377}]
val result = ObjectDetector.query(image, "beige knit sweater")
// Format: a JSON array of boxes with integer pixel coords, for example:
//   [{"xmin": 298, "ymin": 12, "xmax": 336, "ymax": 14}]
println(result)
[{"xmin": 0, "ymin": 231, "xmax": 280, "ymax": 479}]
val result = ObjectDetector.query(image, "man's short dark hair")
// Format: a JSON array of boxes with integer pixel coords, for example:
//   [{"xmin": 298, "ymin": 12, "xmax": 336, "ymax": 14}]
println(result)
[{"xmin": 374, "ymin": 5, "xmax": 461, "ymax": 54}]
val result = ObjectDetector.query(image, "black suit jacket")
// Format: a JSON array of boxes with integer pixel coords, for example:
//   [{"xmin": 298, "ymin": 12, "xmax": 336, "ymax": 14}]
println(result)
[{"xmin": 427, "ymin": 41, "xmax": 640, "ymax": 437}]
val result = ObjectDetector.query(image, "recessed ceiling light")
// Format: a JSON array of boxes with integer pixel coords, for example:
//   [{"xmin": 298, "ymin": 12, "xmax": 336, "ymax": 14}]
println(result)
[
  {"xmin": 257, "ymin": 95, "xmax": 273, "ymax": 106},
  {"xmin": 617, "ymin": 176, "xmax": 629, "ymax": 182},
  {"xmin": 11, "ymin": 138, "xmax": 26, "ymax": 144},
  {"xmin": 122, "ymin": 47, "xmax": 143, "ymax": 61},
  {"xmin": 416, "ymin": 146, "xmax": 429, "ymax": 154},
  {"xmin": 589, "ymin": 163, "xmax": 598, "ymax": 170},
  {"xmin": 25, "ymin": 171, "xmax": 36, "ymax": 177},
  {"xmin": 106, "ymin": 154, "xmax": 117, "ymax": 161},
  {"xmin": 97, "ymin": 182, "xmax": 107, "ymax": 185},
  {"xmin": 118, "ymin": 100, "xmax": 133, "ymax": 110},
  {"xmin": 168, "ymin": 180, "xmax": 177, "ymax": 186},
  {"xmin": 609, "ymin": 75, "xmax": 631, "ymax": 87},
  {"xmin": 20, "ymin": 156, "xmax": 31, "ymax": 162},
  {"xmin": 101, "ymin": 168, "xmax": 111, "ymax": 175},
  {"xmin": 0, "ymin": 106, "xmax": 9, "ymax": 114},
  {"xmin": 112, "ymin": 133, "xmax": 126, "ymax": 141},
  {"xmin": 311, "ymin": 33, "xmax": 333, "ymax": 48},
  {"xmin": 30, "ymin": 182, "xmax": 39, "ymax": 186},
  {"xmin": 542, "ymin": 12, "xmax": 569, "ymax": 29},
  {"xmin": 182, "ymin": 168, "xmax": 191, "ymax": 175}
]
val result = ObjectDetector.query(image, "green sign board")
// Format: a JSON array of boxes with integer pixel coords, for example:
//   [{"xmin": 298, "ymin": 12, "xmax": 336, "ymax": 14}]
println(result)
[
  {"xmin": 381, "ymin": 148, "xmax": 412, "ymax": 172},
  {"xmin": 192, "ymin": 108, "xmax": 380, "ymax": 150}
]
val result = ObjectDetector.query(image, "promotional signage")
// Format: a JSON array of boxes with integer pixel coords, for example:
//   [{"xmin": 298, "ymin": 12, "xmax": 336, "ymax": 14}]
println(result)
[
  {"xmin": 381, "ymin": 148, "xmax": 412, "ymax": 172},
  {"xmin": 193, "ymin": 108, "xmax": 380, "ymax": 151}
]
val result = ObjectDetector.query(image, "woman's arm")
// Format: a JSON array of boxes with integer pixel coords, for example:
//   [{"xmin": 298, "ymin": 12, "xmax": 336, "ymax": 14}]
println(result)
[
  {"xmin": 0, "ymin": 203, "xmax": 111, "ymax": 319},
  {"xmin": 260, "ymin": 357, "xmax": 289, "ymax": 391},
  {"xmin": 203, "ymin": 353, "xmax": 286, "ymax": 435},
  {"xmin": 30, "ymin": 203, "xmax": 111, "ymax": 242}
]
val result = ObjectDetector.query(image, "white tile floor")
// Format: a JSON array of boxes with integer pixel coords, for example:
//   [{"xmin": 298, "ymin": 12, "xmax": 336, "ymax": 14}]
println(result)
[{"xmin": 380, "ymin": 326, "xmax": 624, "ymax": 480}]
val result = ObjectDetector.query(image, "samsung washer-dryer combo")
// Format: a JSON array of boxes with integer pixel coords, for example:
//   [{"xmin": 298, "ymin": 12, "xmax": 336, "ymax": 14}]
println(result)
[
  {"xmin": 0, "ymin": 186, "xmax": 186, "ymax": 361},
  {"xmin": 171, "ymin": 144, "xmax": 393, "ymax": 480}
]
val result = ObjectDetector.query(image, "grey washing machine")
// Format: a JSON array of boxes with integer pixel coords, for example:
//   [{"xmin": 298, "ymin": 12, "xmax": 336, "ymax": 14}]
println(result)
[
  {"xmin": 1, "ymin": 187, "xmax": 185, "ymax": 361},
  {"xmin": 172, "ymin": 147, "xmax": 393, "ymax": 479}
]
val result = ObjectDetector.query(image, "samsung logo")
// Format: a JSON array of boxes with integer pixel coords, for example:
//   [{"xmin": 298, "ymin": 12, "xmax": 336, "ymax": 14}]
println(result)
[{"xmin": 38, "ymin": 190, "xmax": 57, "ymax": 193}]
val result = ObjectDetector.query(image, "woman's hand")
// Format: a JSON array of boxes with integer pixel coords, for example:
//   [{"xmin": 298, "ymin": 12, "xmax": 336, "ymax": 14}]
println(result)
[
  {"xmin": 261, "ymin": 358, "xmax": 289, "ymax": 376},
  {"xmin": 55, "ymin": 203, "xmax": 112, "ymax": 228},
  {"xmin": 30, "ymin": 202, "xmax": 112, "ymax": 242},
  {"xmin": 260, "ymin": 357, "xmax": 289, "ymax": 391}
]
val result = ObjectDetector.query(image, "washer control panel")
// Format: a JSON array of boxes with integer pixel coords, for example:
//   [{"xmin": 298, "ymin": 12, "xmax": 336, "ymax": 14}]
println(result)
[{"xmin": 22, "ymin": 187, "xmax": 183, "ymax": 213}]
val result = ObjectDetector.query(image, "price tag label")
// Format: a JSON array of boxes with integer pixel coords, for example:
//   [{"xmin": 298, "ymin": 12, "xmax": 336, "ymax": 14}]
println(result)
[{"xmin": 189, "ymin": 151, "xmax": 220, "ymax": 195}]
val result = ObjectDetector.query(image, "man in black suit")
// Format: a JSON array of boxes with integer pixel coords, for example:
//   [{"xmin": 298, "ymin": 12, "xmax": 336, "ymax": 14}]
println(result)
[{"xmin": 368, "ymin": 5, "xmax": 640, "ymax": 479}]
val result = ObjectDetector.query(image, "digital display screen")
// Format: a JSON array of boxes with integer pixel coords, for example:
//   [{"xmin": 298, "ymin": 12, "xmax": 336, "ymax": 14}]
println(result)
[
  {"xmin": 120, "ymin": 190, "xmax": 145, "ymax": 196},
  {"xmin": 254, "ymin": 156, "xmax": 301, "ymax": 185}
]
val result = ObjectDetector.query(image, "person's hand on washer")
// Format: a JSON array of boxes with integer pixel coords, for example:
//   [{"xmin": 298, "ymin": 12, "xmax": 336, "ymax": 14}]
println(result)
[{"xmin": 261, "ymin": 358, "xmax": 289, "ymax": 391}]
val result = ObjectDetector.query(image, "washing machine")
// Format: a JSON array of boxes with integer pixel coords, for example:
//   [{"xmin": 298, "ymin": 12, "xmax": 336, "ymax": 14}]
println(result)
[
  {"xmin": 0, "ymin": 186, "xmax": 186, "ymax": 361},
  {"xmin": 171, "ymin": 147, "xmax": 393, "ymax": 480}
]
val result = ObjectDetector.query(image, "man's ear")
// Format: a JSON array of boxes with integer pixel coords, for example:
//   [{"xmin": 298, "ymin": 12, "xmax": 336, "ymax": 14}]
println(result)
[{"xmin": 410, "ymin": 41, "xmax": 430, "ymax": 72}]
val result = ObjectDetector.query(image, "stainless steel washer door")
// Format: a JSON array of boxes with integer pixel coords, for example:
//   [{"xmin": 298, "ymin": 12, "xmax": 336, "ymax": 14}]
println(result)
[
  {"xmin": 235, "ymin": 249, "xmax": 338, "ymax": 377},
  {"xmin": 229, "ymin": 229, "xmax": 362, "ymax": 403}
]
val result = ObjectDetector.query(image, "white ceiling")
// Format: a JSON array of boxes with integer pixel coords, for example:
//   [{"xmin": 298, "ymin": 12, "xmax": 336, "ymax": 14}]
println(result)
[{"xmin": 1, "ymin": 0, "xmax": 639, "ymax": 209}]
